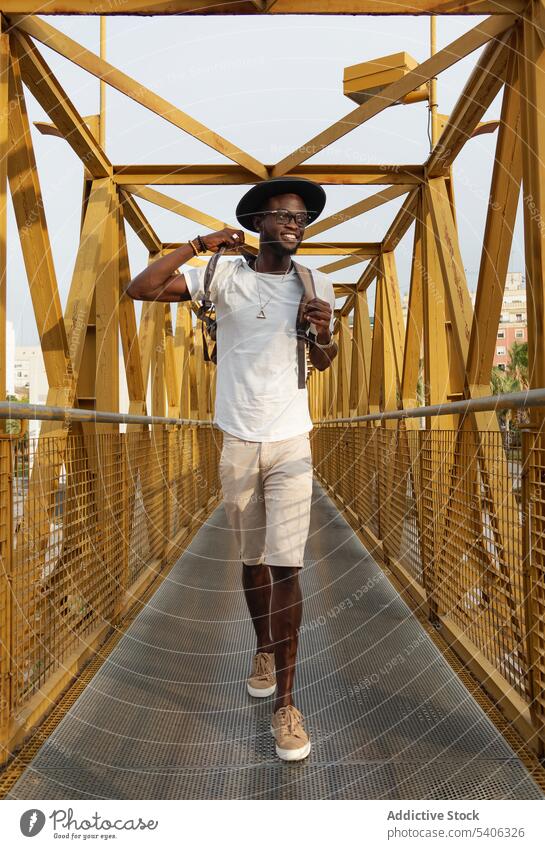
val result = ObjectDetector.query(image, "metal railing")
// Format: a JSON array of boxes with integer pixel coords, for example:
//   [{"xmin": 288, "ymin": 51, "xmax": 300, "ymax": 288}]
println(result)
[
  {"xmin": 314, "ymin": 386, "xmax": 545, "ymax": 423},
  {"xmin": 311, "ymin": 389, "xmax": 545, "ymax": 754},
  {"xmin": 1, "ymin": 392, "xmax": 545, "ymax": 761},
  {"xmin": 0, "ymin": 407, "xmax": 222, "ymax": 764},
  {"xmin": 0, "ymin": 401, "xmax": 209, "ymax": 427}
]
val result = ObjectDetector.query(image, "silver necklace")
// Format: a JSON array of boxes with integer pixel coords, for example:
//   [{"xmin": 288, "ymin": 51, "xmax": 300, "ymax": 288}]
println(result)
[{"xmin": 254, "ymin": 258, "xmax": 293, "ymax": 319}]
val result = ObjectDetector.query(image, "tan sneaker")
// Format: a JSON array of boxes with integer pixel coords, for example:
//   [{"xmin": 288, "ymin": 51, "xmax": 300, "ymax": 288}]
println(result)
[
  {"xmin": 270, "ymin": 704, "xmax": 311, "ymax": 761},
  {"xmin": 247, "ymin": 651, "xmax": 276, "ymax": 697}
]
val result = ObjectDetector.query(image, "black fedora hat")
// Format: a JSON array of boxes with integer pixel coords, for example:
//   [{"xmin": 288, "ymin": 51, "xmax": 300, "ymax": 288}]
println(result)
[{"xmin": 236, "ymin": 177, "xmax": 326, "ymax": 232}]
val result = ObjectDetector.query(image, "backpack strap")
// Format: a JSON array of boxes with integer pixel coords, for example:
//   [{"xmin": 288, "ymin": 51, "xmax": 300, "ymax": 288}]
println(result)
[
  {"xmin": 292, "ymin": 261, "xmax": 317, "ymax": 389},
  {"xmin": 196, "ymin": 245, "xmax": 225, "ymax": 316},
  {"xmin": 195, "ymin": 251, "xmax": 318, "ymax": 386},
  {"xmin": 196, "ymin": 246, "xmax": 229, "ymax": 364}
]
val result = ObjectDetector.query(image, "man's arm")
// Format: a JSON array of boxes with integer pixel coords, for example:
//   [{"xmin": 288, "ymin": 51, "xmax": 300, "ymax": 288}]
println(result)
[
  {"xmin": 124, "ymin": 228, "xmax": 245, "ymax": 302},
  {"xmin": 304, "ymin": 296, "xmax": 338, "ymax": 371}
]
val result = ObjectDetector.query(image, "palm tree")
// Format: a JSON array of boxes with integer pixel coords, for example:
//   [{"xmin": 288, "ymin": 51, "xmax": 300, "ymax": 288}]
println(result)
[
  {"xmin": 506, "ymin": 341, "xmax": 528, "ymax": 390},
  {"xmin": 506, "ymin": 342, "xmax": 529, "ymax": 427},
  {"xmin": 490, "ymin": 342, "xmax": 529, "ymax": 433},
  {"xmin": 416, "ymin": 357, "xmax": 425, "ymax": 406},
  {"xmin": 490, "ymin": 367, "xmax": 518, "ymax": 430}
]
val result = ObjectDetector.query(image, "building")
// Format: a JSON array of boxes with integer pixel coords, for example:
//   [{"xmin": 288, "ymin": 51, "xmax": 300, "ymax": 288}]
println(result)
[
  {"xmin": 401, "ymin": 272, "xmax": 527, "ymax": 370},
  {"xmin": 14, "ymin": 347, "xmax": 49, "ymax": 403},
  {"xmin": 14, "ymin": 346, "xmax": 49, "ymax": 440},
  {"xmin": 467, "ymin": 272, "xmax": 527, "ymax": 369},
  {"xmin": 13, "ymin": 345, "xmax": 133, "ymax": 437},
  {"xmin": 493, "ymin": 272, "xmax": 527, "ymax": 369},
  {"xmin": 4, "ymin": 321, "xmax": 15, "ymax": 396}
]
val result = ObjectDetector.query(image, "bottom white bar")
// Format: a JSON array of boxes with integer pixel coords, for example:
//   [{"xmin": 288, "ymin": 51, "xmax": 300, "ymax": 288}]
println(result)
[{"xmin": 2, "ymin": 799, "xmax": 543, "ymax": 848}]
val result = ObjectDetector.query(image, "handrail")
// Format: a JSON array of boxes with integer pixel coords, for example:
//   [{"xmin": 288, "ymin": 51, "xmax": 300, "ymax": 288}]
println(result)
[
  {"xmin": 315, "ymin": 387, "xmax": 545, "ymax": 425},
  {"xmin": 1, "ymin": 387, "xmax": 543, "ymax": 427},
  {"xmin": 0, "ymin": 401, "xmax": 212, "ymax": 426}
]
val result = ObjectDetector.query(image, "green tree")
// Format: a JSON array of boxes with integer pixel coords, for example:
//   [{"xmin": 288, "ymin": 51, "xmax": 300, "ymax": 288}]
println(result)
[
  {"xmin": 416, "ymin": 358, "xmax": 425, "ymax": 406},
  {"xmin": 490, "ymin": 342, "xmax": 530, "ymax": 431},
  {"xmin": 507, "ymin": 342, "xmax": 529, "ymax": 426},
  {"xmin": 4, "ymin": 394, "xmax": 20, "ymax": 435},
  {"xmin": 506, "ymin": 341, "xmax": 528, "ymax": 390},
  {"xmin": 3, "ymin": 395, "xmax": 29, "ymax": 444},
  {"xmin": 490, "ymin": 367, "xmax": 518, "ymax": 429}
]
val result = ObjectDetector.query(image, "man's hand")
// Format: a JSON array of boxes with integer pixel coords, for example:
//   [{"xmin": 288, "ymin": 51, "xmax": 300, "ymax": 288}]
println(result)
[
  {"xmin": 303, "ymin": 297, "xmax": 333, "ymax": 343},
  {"xmin": 202, "ymin": 228, "xmax": 245, "ymax": 253}
]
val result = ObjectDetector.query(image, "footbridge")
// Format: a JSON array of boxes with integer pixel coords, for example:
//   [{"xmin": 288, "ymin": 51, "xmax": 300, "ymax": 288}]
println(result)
[
  {"xmin": 1, "ymin": 0, "xmax": 545, "ymax": 800},
  {"xmin": 1, "ymin": 396, "xmax": 545, "ymax": 799}
]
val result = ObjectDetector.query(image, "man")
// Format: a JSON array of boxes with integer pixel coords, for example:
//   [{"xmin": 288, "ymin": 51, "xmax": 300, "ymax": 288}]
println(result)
[{"xmin": 127, "ymin": 177, "xmax": 338, "ymax": 761}]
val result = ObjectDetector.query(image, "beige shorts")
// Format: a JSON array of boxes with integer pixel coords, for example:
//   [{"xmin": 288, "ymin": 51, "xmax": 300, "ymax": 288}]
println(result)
[{"xmin": 218, "ymin": 431, "xmax": 314, "ymax": 568}]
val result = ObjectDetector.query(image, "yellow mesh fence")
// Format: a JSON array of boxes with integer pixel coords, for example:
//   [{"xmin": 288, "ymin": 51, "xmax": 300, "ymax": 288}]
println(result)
[
  {"xmin": 2, "ymin": 417, "xmax": 544, "ymax": 759},
  {"xmin": 0, "ymin": 424, "xmax": 221, "ymax": 754},
  {"xmin": 311, "ymin": 424, "xmax": 537, "ymax": 716}
]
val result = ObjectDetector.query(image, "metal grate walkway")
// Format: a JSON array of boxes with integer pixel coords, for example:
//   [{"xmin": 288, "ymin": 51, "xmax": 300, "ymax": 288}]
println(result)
[{"xmin": 7, "ymin": 483, "xmax": 544, "ymax": 800}]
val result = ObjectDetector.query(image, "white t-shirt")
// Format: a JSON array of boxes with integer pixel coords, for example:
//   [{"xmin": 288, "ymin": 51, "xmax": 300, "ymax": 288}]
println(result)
[{"xmin": 185, "ymin": 256, "xmax": 335, "ymax": 442}]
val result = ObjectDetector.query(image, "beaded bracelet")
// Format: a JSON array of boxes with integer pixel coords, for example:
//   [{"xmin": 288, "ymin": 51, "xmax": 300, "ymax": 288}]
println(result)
[
  {"xmin": 313, "ymin": 337, "xmax": 335, "ymax": 350},
  {"xmin": 188, "ymin": 238, "xmax": 200, "ymax": 257}
]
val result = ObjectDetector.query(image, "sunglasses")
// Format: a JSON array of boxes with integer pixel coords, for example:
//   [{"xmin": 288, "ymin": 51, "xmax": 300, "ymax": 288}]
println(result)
[{"xmin": 260, "ymin": 209, "xmax": 313, "ymax": 227}]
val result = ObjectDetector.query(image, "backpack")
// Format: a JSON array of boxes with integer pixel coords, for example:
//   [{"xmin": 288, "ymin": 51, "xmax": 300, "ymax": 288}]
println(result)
[{"xmin": 195, "ymin": 247, "xmax": 318, "ymax": 389}]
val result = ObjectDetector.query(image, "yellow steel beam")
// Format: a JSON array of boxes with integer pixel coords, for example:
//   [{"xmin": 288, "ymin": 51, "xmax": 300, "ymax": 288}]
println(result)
[
  {"xmin": 336, "ymin": 315, "xmax": 352, "ymax": 418},
  {"xmin": 120, "ymin": 189, "xmax": 207, "ymax": 267},
  {"xmin": 272, "ymin": 13, "xmax": 516, "ymax": 176},
  {"xmin": 381, "ymin": 251, "xmax": 405, "ymax": 398},
  {"xmin": 382, "ymin": 187, "xmax": 419, "ymax": 251},
  {"xmin": 0, "ymin": 1, "xmax": 526, "ymax": 13},
  {"xmin": 151, "ymin": 308, "xmax": 166, "ymax": 422},
  {"xmin": 123, "ymin": 184, "xmax": 261, "ymax": 251},
  {"xmin": 162, "ymin": 241, "xmax": 381, "ymax": 257},
  {"xmin": 9, "ymin": 14, "xmax": 268, "ymax": 179},
  {"xmin": 0, "ymin": 29, "xmax": 7, "ymax": 405},
  {"xmin": 466, "ymin": 55, "xmax": 521, "ymax": 397},
  {"xmin": 95, "ymin": 188, "xmax": 120, "ymax": 422},
  {"xmin": 349, "ymin": 290, "xmax": 372, "ymax": 415},
  {"xmin": 333, "ymin": 283, "xmax": 359, "ymax": 295},
  {"xmin": 163, "ymin": 304, "xmax": 180, "ymax": 418},
  {"xmin": 367, "ymin": 274, "xmax": 384, "ymax": 416},
  {"xmin": 120, "ymin": 189, "xmax": 162, "ymax": 254},
  {"xmin": 113, "ymin": 164, "xmax": 424, "ymax": 186},
  {"xmin": 425, "ymin": 178, "xmax": 474, "ymax": 372},
  {"xmin": 138, "ymin": 306, "xmax": 160, "ymax": 417},
  {"xmin": 400, "ymin": 202, "xmax": 424, "ymax": 411},
  {"xmin": 421, "ymin": 185, "xmax": 456, "ymax": 426},
  {"xmin": 118, "ymin": 210, "xmax": 147, "ymax": 415},
  {"xmin": 64, "ymin": 180, "xmax": 113, "ymax": 382},
  {"xmin": 300, "ymin": 242, "xmax": 382, "ymax": 257},
  {"xmin": 304, "ymin": 184, "xmax": 411, "ymax": 239},
  {"xmin": 427, "ymin": 29, "xmax": 513, "ymax": 177},
  {"xmin": 33, "ymin": 113, "xmax": 99, "ymax": 140},
  {"xmin": 249, "ymin": 0, "xmax": 525, "ymax": 11},
  {"xmin": 354, "ymin": 255, "xmax": 380, "ymax": 295},
  {"xmin": 10, "ymin": 30, "xmax": 111, "ymax": 177},
  {"xmin": 318, "ymin": 254, "xmax": 371, "ymax": 273},
  {"xmin": 7, "ymin": 50, "xmax": 71, "ymax": 391},
  {"xmin": 519, "ymin": 6, "xmax": 545, "ymax": 413},
  {"xmin": 176, "ymin": 304, "xmax": 192, "ymax": 421},
  {"xmin": 424, "ymin": 179, "xmax": 472, "ymax": 426}
]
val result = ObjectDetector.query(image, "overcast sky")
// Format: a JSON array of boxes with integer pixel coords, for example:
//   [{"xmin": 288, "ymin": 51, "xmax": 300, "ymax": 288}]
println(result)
[{"xmin": 7, "ymin": 12, "xmax": 524, "ymax": 346}]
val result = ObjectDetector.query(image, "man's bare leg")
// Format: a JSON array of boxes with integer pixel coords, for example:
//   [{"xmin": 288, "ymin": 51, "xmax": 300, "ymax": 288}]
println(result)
[
  {"xmin": 242, "ymin": 562, "xmax": 275, "ymax": 654},
  {"xmin": 268, "ymin": 565, "xmax": 303, "ymax": 712}
]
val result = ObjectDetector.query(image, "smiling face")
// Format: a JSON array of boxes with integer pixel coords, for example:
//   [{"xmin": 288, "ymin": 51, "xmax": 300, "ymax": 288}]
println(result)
[{"xmin": 252, "ymin": 193, "xmax": 307, "ymax": 257}]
